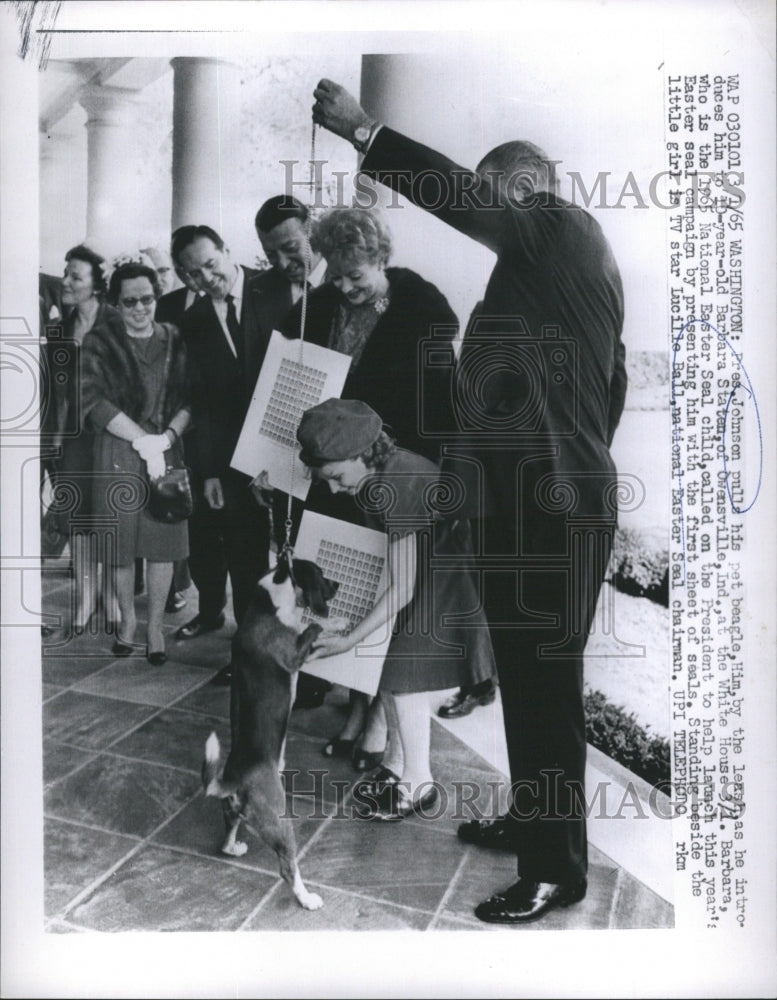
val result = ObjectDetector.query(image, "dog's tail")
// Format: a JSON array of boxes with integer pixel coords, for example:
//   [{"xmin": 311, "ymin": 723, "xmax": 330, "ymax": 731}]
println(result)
[{"xmin": 201, "ymin": 732, "xmax": 226, "ymax": 797}]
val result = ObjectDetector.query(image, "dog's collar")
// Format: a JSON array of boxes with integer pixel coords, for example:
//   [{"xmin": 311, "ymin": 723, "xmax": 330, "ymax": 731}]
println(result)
[{"xmin": 278, "ymin": 546, "xmax": 296, "ymax": 586}]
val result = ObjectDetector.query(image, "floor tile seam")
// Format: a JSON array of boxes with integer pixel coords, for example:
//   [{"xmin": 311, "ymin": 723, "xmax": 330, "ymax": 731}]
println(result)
[
  {"xmin": 99, "ymin": 703, "xmax": 169, "ymax": 751},
  {"xmin": 297, "ymin": 881, "xmax": 441, "ymax": 918},
  {"xmin": 236, "ymin": 879, "xmax": 440, "ymax": 930},
  {"xmin": 43, "ymin": 810, "xmax": 143, "ymax": 843},
  {"xmin": 70, "ymin": 668, "xmax": 217, "ymax": 709},
  {"xmin": 430, "ymin": 716, "xmax": 509, "ymax": 776},
  {"xmin": 609, "ymin": 866, "xmax": 674, "ymax": 919},
  {"xmin": 585, "ymin": 838, "xmax": 671, "ymax": 907},
  {"xmin": 41, "ymin": 656, "xmax": 209, "ymax": 707},
  {"xmin": 399, "ymin": 813, "xmax": 477, "ymax": 840},
  {"xmin": 147, "ymin": 838, "xmax": 287, "ymax": 880},
  {"xmin": 56, "ymin": 836, "xmax": 151, "ymax": 920},
  {"xmin": 607, "ymin": 866, "xmax": 626, "ymax": 929},
  {"xmin": 157, "ymin": 696, "xmax": 230, "ymax": 721},
  {"xmin": 78, "ymin": 744, "xmax": 204, "ymax": 779},
  {"xmin": 295, "ymin": 882, "xmax": 441, "ymax": 920},
  {"xmin": 235, "ymin": 879, "xmax": 283, "ymax": 929},
  {"xmin": 42, "ymin": 701, "xmax": 170, "ymax": 766},
  {"xmin": 44, "ymin": 917, "xmax": 90, "ymax": 933},
  {"xmin": 293, "ymin": 807, "xmax": 337, "ymax": 864},
  {"xmin": 148, "ymin": 699, "xmax": 228, "ymax": 723},
  {"xmin": 44, "ymin": 686, "xmax": 161, "ymax": 711},
  {"xmin": 429, "ymin": 910, "xmax": 484, "ymax": 930},
  {"xmin": 51, "ymin": 775, "xmax": 203, "ymax": 852},
  {"xmin": 43, "ymin": 750, "xmax": 104, "ymax": 791},
  {"xmin": 429, "ymin": 847, "xmax": 472, "ymax": 928},
  {"xmin": 42, "ymin": 686, "xmax": 69, "ymax": 704},
  {"xmin": 54, "ymin": 783, "xmax": 209, "ymax": 920}
]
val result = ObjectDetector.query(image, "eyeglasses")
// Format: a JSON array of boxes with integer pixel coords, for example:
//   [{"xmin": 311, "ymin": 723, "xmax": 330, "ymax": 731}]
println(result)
[{"xmin": 120, "ymin": 295, "xmax": 156, "ymax": 309}]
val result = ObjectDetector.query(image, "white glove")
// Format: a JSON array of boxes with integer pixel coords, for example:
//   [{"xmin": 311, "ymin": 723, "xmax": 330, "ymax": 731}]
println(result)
[
  {"xmin": 133, "ymin": 434, "xmax": 169, "ymax": 460},
  {"xmin": 249, "ymin": 470, "xmax": 274, "ymax": 509},
  {"xmin": 146, "ymin": 452, "xmax": 167, "ymax": 481}
]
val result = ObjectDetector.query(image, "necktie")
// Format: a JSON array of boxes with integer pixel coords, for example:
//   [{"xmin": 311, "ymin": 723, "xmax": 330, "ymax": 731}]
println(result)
[{"xmin": 225, "ymin": 293, "xmax": 243, "ymax": 357}]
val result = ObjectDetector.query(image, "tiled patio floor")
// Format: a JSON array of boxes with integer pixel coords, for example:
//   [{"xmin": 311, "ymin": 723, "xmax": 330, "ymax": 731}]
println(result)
[{"xmin": 41, "ymin": 567, "xmax": 673, "ymax": 933}]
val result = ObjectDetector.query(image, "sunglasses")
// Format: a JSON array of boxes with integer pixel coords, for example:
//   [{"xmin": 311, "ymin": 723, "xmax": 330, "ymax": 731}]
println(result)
[{"xmin": 120, "ymin": 295, "xmax": 156, "ymax": 309}]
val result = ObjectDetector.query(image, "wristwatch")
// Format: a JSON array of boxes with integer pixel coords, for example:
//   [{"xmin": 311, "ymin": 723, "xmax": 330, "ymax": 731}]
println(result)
[{"xmin": 352, "ymin": 119, "xmax": 377, "ymax": 154}]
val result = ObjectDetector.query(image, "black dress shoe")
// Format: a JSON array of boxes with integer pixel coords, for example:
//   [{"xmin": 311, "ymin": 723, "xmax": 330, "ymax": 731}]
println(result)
[
  {"xmin": 457, "ymin": 816, "xmax": 518, "ymax": 851},
  {"xmin": 474, "ymin": 877, "xmax": 587, "ymax": 924},
  {"xmin": 438, "ymin": 684, "xmax": 496, "ymax": 719},
  {"xmin": 210, "ymin": 664, "xmax": 233, "ymax": 686},
  {"xmin": 147, "ymin": 651, "xmax": 167, "ymax": 666},
  {"xmin": 175, "ymin": 612, "xmax": 226, "ymax": 640}
]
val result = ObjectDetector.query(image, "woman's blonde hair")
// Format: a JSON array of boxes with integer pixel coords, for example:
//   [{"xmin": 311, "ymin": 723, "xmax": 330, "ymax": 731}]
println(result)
[{"xmin": 311, "ymin": 207, "xmax": 392, "ymax": 269}]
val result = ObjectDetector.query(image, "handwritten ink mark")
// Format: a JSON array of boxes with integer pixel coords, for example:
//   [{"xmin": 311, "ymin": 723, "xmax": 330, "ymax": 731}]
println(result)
[{"xmin": 12, "ymin": 0, "xmax": 62, "ymax": 71}]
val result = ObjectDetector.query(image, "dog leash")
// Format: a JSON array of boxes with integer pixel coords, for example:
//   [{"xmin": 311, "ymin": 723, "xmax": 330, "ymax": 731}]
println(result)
[{"xmin": 279, "ymin": 119, "xmax": 318, "ymax": 570}]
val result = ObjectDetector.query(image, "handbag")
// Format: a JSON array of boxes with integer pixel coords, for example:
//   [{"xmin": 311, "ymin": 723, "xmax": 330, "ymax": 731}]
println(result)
[{"xmin": 146, "ymin": 329, "xmax": 193, "ymax": 524}]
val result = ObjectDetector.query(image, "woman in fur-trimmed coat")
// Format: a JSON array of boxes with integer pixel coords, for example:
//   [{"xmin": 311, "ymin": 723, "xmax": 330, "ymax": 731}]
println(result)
[{"xmin": 81, "ymin": 263, "xmax": 190, "ymax": 662}]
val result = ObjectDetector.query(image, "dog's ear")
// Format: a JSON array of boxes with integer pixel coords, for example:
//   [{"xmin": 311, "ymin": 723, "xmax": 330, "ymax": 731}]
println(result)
[
  {"xmin": 293, "ymin": 559, "xmax": 337, "ymax": 618},
  {"xmin": 272, "ymin": 560, "xmax": 291, "ymax": 585}
]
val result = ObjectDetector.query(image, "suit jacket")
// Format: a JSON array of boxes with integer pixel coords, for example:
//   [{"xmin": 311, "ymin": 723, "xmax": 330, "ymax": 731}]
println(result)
[
  {"xmin": 362, "ymin": 127, "xmax": 628, "ymax": 538},
  {"xmin": 282, "ymin": 266, "xmax": 458, "ymax": 462},
  {"xmin": 243, "ymin": 266, "xmax": 296, "ymax": 345},
  {"xmin": 182, "ymin": 265, "xmax": 270, "ymax": 479},
  {"xmin": 155, "ymin": 286, "xmax": 193, "ymax": 328}
]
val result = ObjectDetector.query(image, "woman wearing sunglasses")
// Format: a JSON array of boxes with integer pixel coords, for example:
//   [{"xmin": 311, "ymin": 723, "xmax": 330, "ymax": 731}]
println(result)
[{"xmin": 81, "ymin": 261, "xmax": 191, "ymax": 664}]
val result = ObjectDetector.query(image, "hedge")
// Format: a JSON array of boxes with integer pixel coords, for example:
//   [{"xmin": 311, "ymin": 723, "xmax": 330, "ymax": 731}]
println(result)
[
  {"xmin": 609, "ymin": 526, "xmax": 669, "ymax": 607},
  {"xmin": 585, "ymin": 687, "xmax": 670, "ymax": 788}
]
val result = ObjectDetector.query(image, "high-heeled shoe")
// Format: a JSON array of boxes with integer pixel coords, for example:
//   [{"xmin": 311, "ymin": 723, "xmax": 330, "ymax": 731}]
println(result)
[
  {"xmin": 322, "ymin": 737, "xmax": 356, "ymax": 759},
  {"xmin": 112, "ymin": 639, "xmax": 136, "ymax": 657}
]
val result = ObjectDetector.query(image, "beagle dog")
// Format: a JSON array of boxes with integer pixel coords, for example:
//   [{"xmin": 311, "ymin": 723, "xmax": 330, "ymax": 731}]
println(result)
[{"xmin": 202, "ymin": 557, "xmax": 339, "ymax": 910}]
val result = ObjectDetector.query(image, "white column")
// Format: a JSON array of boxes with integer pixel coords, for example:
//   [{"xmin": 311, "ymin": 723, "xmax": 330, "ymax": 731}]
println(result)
[
  {"xmin": 39, "ymin": 108, "xmax": 87, "ymax": 274},
  {"xmin": 170, "ymin": 57, "xmax": 241, "ymax": 238},
  {"xmin": 79, "ymin": 85, "xmax": 145, "ymax": 258},
  {"xmin": 360, "ymin": 54, "xmax": 495, "ymax": 331}
]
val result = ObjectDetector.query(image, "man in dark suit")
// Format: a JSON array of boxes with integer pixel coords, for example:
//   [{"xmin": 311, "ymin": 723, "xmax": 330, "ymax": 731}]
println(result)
[
  {"xmin": 174, "ymin": 225, "xmax": 273, "ymax": 681},
  {"xmin": 313, "ymin": 80, "xmax": 628, "ymax": 923},
  {"xmin": 250, "ymin": 197, "xmax": 331, "ymax": 708},
  {"xmin": 252, "ymin": 194, "xmax": 326, "ymax": 335},
  {"xmin": 154, "ymin": 255, "xmax": 201, "ymax": 327}
]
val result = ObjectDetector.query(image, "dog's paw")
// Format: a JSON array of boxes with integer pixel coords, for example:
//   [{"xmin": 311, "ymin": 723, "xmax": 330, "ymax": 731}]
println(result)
[
  {"xmin": 298, "ymin": 890, "xmax": 324, "ymax": 910},
  {"xmin": 221, "ymin": 840, "xmax": 248, "ymax": 857}
]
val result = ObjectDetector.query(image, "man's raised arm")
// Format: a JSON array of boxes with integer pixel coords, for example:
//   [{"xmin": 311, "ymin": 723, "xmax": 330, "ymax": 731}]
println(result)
[{"xmin": 312, "ymin": 79, "xmax": 504, "ymax": 252}]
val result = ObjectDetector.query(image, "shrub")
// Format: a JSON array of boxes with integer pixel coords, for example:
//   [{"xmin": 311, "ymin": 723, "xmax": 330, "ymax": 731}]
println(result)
[
  {"xmin": 585, "ymin": 687, "xmax": 670, "ymax": 788},
  {"xmin": 609, "ymin": 527, "xmax": 669, "ymax": 607}
]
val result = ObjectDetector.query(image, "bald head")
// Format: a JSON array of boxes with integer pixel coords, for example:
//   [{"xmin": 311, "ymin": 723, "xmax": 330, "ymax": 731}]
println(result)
[{"xmin": 477, "ymin": 140, "xmax": 559, "ymax": 204}]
